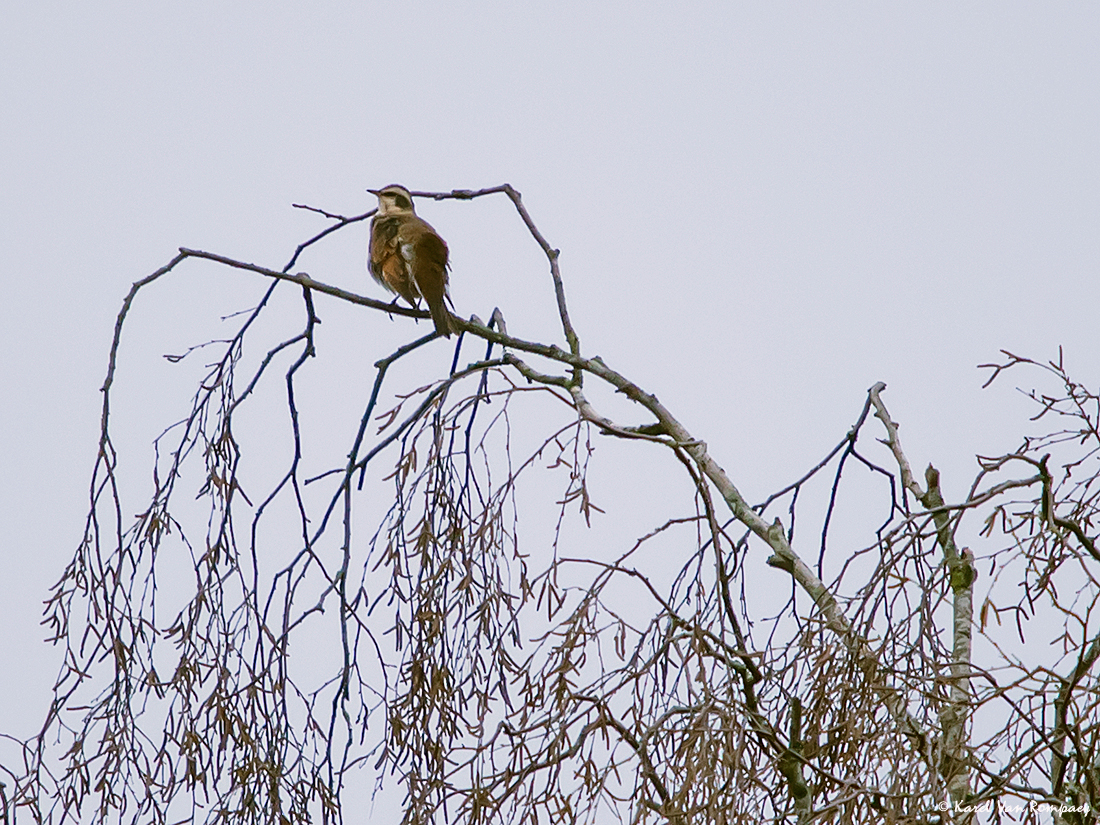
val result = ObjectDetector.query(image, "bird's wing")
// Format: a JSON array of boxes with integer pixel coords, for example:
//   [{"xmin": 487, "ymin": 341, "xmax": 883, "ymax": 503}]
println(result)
[
  {"xmin": 401, "ymin": 219, "xmax": 452, "ymax": 336},
  {"xmin": 401, "ymin": 221, "xmax": 448, "ymax": 278}
]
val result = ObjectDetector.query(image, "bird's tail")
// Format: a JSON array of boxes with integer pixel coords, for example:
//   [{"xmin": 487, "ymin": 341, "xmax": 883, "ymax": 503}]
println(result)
[{"xmin": 427, "ymin": 298, "xmax": 454, "ymax": 338}]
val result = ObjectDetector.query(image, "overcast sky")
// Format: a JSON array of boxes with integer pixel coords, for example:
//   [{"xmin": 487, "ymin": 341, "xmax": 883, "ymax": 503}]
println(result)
[{"xmin": 2, "ymin": 3, "xmax": 1098, "ymax": 819}]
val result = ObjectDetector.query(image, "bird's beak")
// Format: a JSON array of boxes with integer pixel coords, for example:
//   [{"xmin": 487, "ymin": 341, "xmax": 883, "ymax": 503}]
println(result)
[{"xmin": 367, "ymin": 188, "xmax": 380, "ymax": 196}]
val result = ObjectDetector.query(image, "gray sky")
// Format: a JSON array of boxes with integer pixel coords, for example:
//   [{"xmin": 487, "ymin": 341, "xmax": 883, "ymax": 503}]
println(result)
[{"xmin": 2, "ymin": 2, "xmax": 1098, "ymax": 818}]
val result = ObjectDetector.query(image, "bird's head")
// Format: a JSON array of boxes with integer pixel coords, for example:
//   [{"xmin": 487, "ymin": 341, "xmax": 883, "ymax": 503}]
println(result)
[{"xmin": 368, "ymin": 185, "xmax": 416, "ymax": 216}]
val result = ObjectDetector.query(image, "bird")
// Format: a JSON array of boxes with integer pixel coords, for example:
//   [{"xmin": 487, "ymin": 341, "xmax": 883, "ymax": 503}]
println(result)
[{"xmin": 367, "ymin": 184, "xmax": 454, "ymax": 338}]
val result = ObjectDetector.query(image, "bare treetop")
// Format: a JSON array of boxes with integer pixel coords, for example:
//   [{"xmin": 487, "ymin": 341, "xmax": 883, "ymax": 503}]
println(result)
[{"xmin": 3, "ymin": 187, "xmax": 1098, "ymax": 825}]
